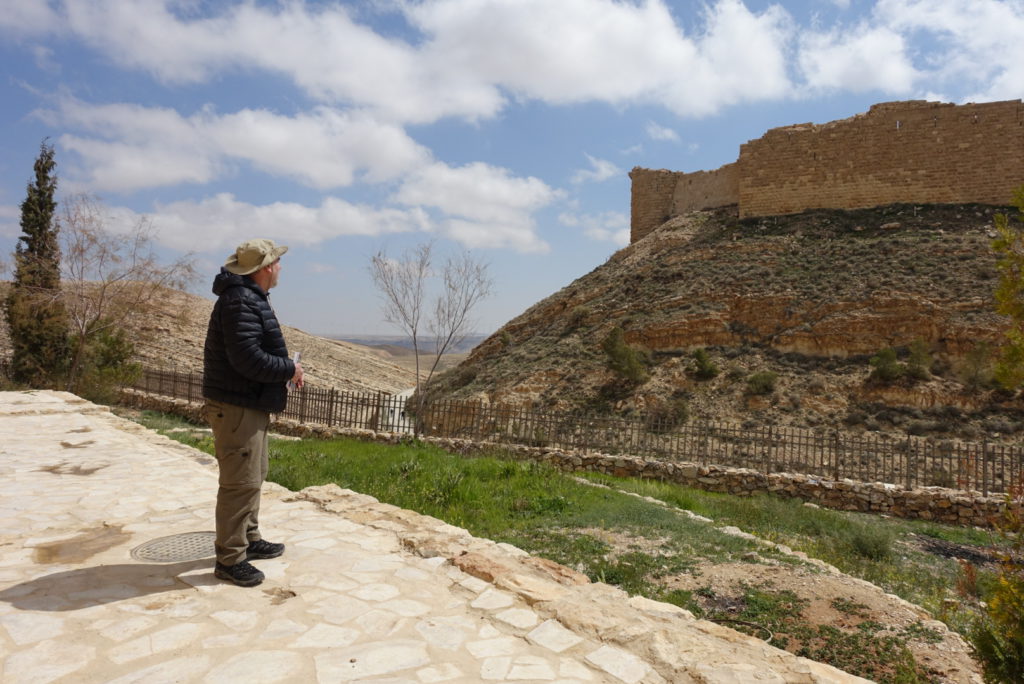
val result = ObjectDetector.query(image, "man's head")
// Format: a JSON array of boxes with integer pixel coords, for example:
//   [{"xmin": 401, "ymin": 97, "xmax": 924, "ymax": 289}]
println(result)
[{"xmin": 225, "ymin": 238, "xmax": 288, "ymax": 290}]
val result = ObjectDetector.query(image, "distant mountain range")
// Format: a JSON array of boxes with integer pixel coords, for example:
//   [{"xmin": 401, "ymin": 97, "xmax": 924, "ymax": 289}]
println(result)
[{"xmin": 330, "ymin": 334, "xmax": 488, "ymax": 355}]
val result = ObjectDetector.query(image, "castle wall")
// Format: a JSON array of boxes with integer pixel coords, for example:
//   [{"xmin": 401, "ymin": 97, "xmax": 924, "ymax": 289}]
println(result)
[
  {"xmin": 630, "ymin": 99, "xmax": 1024, "ymax": 241},
  {"xmin": 671, "ymin": 162, "xmax": 739, "ymax": 216},
  {"xmin": 629, "ymin": 167, "xmax": 683, "ymax": 243},
  {"xmin": 738, "ymin": 100, "xmax": 1024, "ymax": 218}
]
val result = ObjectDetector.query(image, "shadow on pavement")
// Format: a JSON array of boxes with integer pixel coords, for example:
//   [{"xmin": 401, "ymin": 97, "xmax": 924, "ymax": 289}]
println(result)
[{"xmin": 0, "ymin": 559, "xmax": 214, "ymax": 611}]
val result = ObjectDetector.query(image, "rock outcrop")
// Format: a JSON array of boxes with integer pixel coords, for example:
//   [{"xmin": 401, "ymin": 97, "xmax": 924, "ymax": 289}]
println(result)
[{"xmin": 430, "ymin": 203, "xmax": 1021, "ymax": 440}]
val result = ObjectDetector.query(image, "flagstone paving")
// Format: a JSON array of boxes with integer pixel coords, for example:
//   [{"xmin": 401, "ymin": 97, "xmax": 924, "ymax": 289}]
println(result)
[{"xmin": 0, "ymin": 391, "xmax": 866, "ymax": 683}]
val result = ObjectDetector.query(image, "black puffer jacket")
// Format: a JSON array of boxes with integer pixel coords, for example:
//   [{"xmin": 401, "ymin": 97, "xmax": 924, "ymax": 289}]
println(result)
[{"xmin": 203, "ymin": 268, "xmax": 295, "ymax": 413}]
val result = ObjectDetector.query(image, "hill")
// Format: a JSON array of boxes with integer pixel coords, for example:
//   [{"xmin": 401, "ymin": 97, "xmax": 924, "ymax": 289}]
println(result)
[
  {"xmin": 133, "ymin": 288, "xmax": 418, "ymax": 394},
  {"xmin": 0, "ymin": 284, "xmax": 417, "ymax": 395},
  {"xmin": 328, "ymin": 334, "xmax": 481, "ymax": 374},
  {"xmin": 429, "ymin": 203, "xmax": 1024, "ymax": 442}
]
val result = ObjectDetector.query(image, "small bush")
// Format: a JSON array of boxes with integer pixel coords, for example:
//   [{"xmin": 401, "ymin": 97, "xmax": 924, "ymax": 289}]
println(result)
[
  {"xmin": 906, "ymin": 339, "xmax": 932, "ymax": 380},
  {"xmin": 645, "ymin": 398, "xmax": 689, "ymax": 433},
  {"xmin": 906, "ymin": 419, "xmax": 940, "ymax": 436},
  {"xmin": 567, "ymin": 306, "xmax": 591, "ymax": 330},
  {"xmin": 960, "ymin": 342, "xmax": 995, "ymax": 389},
  {"xmin": 71, "ymin": 326, "xmax": 141, "ymax": 404},
  {"xmin": 746, "ymin": 371, "xmax": 777, "ymax": 395},
  {"xmin": 983, "ymin": 416, "xmax": 1018, "ymax": 435},
  {"xmin": 969, "ymin": 499, "xmax": 1024, "ymax": 683},
  {"xmin": 869, "ymin": 347, "xmax": 905, "ymax": 383},
  {"xmin": 691, "ymin": 348, "xmax": 719, "ymax": 380},
  {"xmin": 601, "ymin": 327, "xmax": 648, "ymax": 384},
  {"xmin": 726, "ymin": 364, "xmax": 747, "ymax": 381},
  {"xmin": 843, "ymin": 409, "xmax": 868, "ymax": 426},
  {"xmin": 844, "ymin": 523, "xmax": 896, "ymax": 561},
  {"xmin": 436, "ymin": 363, "xmax": 479, "ymax": 391}
]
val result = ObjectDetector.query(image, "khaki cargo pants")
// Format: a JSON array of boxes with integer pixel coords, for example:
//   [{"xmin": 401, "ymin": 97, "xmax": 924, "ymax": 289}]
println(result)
[{"xmin": 203, "ymin": 399, "xmax": 269, "ymax": 566}]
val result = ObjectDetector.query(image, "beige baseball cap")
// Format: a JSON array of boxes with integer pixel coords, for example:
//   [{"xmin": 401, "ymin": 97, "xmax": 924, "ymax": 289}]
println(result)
[{"xmin": 224, "ymin": 238, "xmax": 289, "ymax": 275}]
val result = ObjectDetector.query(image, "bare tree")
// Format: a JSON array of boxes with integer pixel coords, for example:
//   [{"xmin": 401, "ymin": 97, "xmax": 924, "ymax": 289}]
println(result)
[
  {"xmin": 370, "ymin": 242, "xmax": 492, "ymax": 434},
  {"xmin": 59, "ymin": 194, "xmax": 197, "ymax": 397}
]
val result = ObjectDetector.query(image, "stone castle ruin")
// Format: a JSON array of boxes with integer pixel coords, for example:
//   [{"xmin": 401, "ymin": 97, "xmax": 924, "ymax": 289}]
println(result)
[{"xmin": 630, "ymin": 99, "xmax": 1024, "ymax": 243}]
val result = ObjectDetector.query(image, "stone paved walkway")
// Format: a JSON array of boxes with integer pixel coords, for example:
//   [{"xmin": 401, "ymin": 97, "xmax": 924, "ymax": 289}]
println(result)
[{"xmin": 0, "ymin": 391, "xmax": 866, "ymax": 683}]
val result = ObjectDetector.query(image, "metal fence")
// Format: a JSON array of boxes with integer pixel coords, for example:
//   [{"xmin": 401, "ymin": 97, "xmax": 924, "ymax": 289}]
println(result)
[{"xmin": 132, "ymin": 366, "xmax": 1024, "ymax": 495}]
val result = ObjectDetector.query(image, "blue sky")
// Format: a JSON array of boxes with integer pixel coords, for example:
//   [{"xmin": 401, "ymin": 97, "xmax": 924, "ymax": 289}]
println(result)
[{"xmin": 1, "ymin": 0, "xmax": 1022, "ymax": 337}]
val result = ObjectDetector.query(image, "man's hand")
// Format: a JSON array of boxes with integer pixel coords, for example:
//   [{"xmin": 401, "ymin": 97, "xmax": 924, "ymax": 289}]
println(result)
[{"xmin": 291, "ymin": 361, "xmax": 304, "ymax": 389}]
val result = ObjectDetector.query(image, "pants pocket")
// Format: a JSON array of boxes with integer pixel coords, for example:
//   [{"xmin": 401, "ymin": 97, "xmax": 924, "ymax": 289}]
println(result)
[{"xmin": 208, "ymin": 402, "xmax": 263, "ymax": 486}]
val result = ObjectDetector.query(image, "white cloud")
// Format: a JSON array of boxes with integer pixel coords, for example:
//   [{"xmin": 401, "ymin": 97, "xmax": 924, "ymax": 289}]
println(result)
[
  {"xmin": 59, "ymin": 136, "xmax": 221, "ymax": 193},
  {"xmin": 659, "ymin": 0, "xmax": 794, "ymax": 115},
  {"xmin": 559, "ymin": 210, "xmax": 629, "ymax": 246},
  {"xmin": 798, "ymin": 24, "xmax": 918, "ymax": 93},
  {"xmin": 35, "ymin": 0, "xmax": 501, "ymax": 124},
  {"xmin": 205, "ymin": 107, "xmax": 430, "ymax": 187},
  {"xmin": 147, "ymin": 194, "xmax": 433, "ymax": 251},
  {"xmin": 409, "ymin": 0, "xmax": 693, "ymax": 104},
  {"xmin": 32, "ymin": 46, "xmax": 61, "ymax": 74},
  {"xmin": 11, "ymin": 0, "xmax": 801, "ymax": 123},
  {"xmin": 44, "ymin": 97, "xmax": 429, "ymax": 192},
  {"xmin": 571, "ymin": 155, "xmax": 621, "ymax": 185},
  {"xmin": 412, "ymin": 0, "xmax": 794, "ymax": 117},
  {"xmin": 7, "ymin": 0, "xmax": 1022, "ymax": 127},
  {"xmin": 0, "ymin": 1, "xmax": 62, "ymax": 35},
  {"xmin": 443, "ymin": 217, "xmax": 547, "ymax": 253},
  {"xmin": 646, "ymin": 122, "xmax": 680, "ymax": 142},
  {"xmin": 393, "ymin": 162, "xmax": 561, "ymax": 253},
  {"xmin": 874, "ymin": 0, "xmax": 1024, "ymax": 103}
]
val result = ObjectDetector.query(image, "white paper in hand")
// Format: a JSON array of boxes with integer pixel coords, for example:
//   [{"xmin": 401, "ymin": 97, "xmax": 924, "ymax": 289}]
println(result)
[{"xmin": 288, "ymin": 351, "xmax": 301, "ymax": 390}]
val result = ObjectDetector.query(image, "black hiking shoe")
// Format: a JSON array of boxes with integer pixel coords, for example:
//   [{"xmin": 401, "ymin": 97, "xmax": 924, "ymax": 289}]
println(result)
[
  {"xmin": 246, "ymin": 539, "xmax": 285, "ymax": 560},
  {"xmin": 214, "ymin": 560, "xmax": 265, "ymax": 587}
]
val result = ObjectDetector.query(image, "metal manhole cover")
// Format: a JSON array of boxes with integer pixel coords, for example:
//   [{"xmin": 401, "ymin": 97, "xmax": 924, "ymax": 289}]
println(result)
[{"xmin": 131, "ymin": 532, "xmax": 215, "ymax": 563}]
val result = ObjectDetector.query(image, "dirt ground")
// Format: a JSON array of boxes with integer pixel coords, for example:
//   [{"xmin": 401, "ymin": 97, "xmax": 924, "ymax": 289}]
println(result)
[
  {"xmin": 572, "ymin": 478, "xmax": 985, "ymax": 682},
  {"xmin": 666, "ymin": 559, "xmax": 982, "ymax": 683}
]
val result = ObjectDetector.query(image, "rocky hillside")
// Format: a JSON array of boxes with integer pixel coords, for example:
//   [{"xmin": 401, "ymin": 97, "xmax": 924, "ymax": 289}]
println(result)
[
  {"xmin": 134, "ymin": 288, "xmax": 418, "ymax": 394},
  {"xmin": 431, "ymin": 203, "xmax": 1024, "ymax": 442},
  {"xmin": 0, "ymin": 285, "xmax": 417, "ymax": 395}
]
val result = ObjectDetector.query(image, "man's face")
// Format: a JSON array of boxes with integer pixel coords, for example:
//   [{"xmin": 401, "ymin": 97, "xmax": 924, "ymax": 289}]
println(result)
[{"xmin": 267, "ymin": 258, "xmax": 281, "ymax": 289}]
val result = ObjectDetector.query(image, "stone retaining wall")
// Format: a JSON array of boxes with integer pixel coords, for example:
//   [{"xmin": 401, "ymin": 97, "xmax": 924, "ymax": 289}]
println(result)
[{"xmin": 124, "ymin": 390, "xmax": 1013, "ymax": 528}]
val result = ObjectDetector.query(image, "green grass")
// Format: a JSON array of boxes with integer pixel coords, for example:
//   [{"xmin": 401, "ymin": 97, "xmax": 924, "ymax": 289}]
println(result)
[
  {"xmin": 682, "ymin": 583, "xmax": 941, "ymax": 682},
  {"xmin": 578, "ymin": 471, "xmax": 1003, "ymax": 634},
  {"xmin": 125, "ymin": 409, "xmax": 1006, "ymax": 682}
]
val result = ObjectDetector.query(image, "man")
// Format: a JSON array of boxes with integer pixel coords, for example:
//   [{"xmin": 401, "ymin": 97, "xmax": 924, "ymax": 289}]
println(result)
[{"xmin": 202, "ymin": 238, "xmax": 304, "ymax": 587}]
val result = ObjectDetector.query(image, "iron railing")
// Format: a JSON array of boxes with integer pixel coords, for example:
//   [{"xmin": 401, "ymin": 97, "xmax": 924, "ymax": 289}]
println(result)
[{"xmin": 132, "ymin": 366, "xmax": 1024, "ymax": 495}]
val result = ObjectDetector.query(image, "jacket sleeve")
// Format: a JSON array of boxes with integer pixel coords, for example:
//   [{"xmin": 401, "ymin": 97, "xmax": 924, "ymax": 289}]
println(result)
[{"xmin": 220, "ymin": 296, "xmax": 295, "ymax": 384}]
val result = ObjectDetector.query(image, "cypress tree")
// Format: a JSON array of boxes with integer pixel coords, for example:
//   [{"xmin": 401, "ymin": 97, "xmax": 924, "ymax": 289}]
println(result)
[{"xmin": 5, "ymin": 141, "xmax": 69, "ymax": 385}]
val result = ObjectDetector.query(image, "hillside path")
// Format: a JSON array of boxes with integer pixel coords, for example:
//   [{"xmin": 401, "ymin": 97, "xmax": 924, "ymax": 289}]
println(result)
[{"xmin": 0, "ymin": 391, "xmax": 866, "ymax": 683}]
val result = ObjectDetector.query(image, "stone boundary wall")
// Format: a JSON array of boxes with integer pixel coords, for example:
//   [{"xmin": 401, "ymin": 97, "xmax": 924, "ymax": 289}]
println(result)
[
  {"xmin": 630, "ymin": 99, "xmax": 1024, "ymax": 241},
  {"xmin": 124, "ymin": 390, "xmax": 1014, "ymax": 529}
]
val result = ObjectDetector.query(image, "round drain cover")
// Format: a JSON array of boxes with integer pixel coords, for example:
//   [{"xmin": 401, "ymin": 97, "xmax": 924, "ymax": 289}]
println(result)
[{"xmin": 131, "ymin": 531, "xmax": 215, "ymax": 563}]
